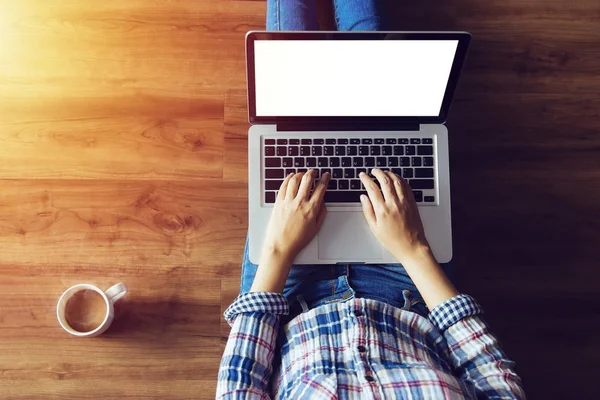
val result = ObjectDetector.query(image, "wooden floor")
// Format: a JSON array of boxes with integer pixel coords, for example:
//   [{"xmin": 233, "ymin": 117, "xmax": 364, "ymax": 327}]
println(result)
[{"xmin": 0, "ymin": 0, "xmax": 598, "ymax": 398}]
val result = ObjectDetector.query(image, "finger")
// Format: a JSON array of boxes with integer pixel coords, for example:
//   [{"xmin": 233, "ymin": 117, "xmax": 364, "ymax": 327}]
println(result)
[
  {"xmin": 296, "ymin": 169, "xmax": 315, "ymax": 200},
  {"xmin": 359, "ymin": 171, "xmax": 384, "ymax": 207},
  {"xmin": 286, "ymin": 172, "xmax": 304, "ymax": 200},
  {"xmin": 276, "ymin": 173, "xmax": 294, "ymax": 202},
  {"xmin": 386, "ymin": 171, "xmax": 405, "ymax": 202},
  {"xmin": 315, "ymin": 202, "xmax": 327, "ymax": 231},
  {"xmin": 360, "ymin": 194, "xmax": 376, "ymax": 227},
  {"xmin": 372, "ymin": 168, "xmax": 396, "ymax": 203},
  {"xmin": 310, "ymin": 172, "xmax": 330, "ymax": 206}
]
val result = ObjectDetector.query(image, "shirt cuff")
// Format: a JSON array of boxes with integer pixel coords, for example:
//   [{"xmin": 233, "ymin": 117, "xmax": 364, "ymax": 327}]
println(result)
[
  {"xmin": 223, "ymin": 292, "xmax": 289, "ymax": 324},
  {"xmin": 428, "ymin": 294, "xmax": 484, "ymax": 331}
]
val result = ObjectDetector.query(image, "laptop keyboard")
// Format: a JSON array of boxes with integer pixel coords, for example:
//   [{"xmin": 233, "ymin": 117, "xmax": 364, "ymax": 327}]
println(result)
[{"xmin": 263, "ymin": 137, "xmax": 436, "ymax": 204}]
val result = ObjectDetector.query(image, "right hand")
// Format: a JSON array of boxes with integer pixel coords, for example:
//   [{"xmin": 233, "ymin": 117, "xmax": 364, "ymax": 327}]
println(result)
[{"xmin": 359, "ymin": 169, "xmax": 431, "ymax": 265}]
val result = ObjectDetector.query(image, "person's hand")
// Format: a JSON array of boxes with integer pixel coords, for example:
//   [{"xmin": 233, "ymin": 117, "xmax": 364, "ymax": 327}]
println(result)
[
  {"xmin": 261, "ymin": 170, "xmax": 330, "ymax": 262},
  {"xmin": 359, "ymin": 169, "xmax": 431, "ymax": 265}
]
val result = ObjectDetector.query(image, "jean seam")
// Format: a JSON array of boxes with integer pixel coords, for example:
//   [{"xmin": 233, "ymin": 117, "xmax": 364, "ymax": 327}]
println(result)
[
  {"xmin": 332, "ymin": 0, "xmax": 341, "ymax": 29},
  {"xmin": 276, "ymin": 0, "xmax": 280, "ymax": 30}
]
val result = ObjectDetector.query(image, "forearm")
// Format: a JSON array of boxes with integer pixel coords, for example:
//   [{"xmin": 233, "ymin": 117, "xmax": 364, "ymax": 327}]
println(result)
[
  {"xmin": 250, "ymin": 247, "xmax": 293, "ymax": 293},
  {"xmin": 396, "ymin": 245, "xmax": 458, "ymax": 310}
]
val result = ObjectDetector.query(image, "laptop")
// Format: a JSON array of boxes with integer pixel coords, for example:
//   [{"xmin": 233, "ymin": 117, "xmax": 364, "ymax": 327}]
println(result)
[{"xmin": 246, "ymin": 31, "xmax": 471, "ymax": 265}]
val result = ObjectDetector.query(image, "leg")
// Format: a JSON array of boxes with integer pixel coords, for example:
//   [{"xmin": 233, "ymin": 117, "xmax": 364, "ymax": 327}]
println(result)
[
  {"xmin": 332, "ymin": 0, "xmax": 388, "ymax": 31},
  {"xmin": 267, "ymin": 0, "xmax": 319, "ymax": 31}
]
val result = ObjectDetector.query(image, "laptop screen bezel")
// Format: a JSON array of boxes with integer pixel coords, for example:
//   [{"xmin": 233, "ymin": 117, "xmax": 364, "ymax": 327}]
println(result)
[{"xmin": 246, "ymin": 31, "xmax": 471, "ymax": 126}]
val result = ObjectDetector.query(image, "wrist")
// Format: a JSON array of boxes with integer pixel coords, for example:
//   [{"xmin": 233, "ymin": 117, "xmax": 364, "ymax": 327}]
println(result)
[
  {"xmin": 395, "ymin": 243, "xmax": 435, "ymax": 269},
  {"xmin": 259, "ymin": 244, "xmax": 295, "ymax": 269}
]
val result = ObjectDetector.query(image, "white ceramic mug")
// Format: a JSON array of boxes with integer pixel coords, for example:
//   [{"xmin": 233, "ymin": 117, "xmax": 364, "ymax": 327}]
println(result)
[{"xmin": 57, "ymin": 283, "xmax": 128, "ymax": 337}]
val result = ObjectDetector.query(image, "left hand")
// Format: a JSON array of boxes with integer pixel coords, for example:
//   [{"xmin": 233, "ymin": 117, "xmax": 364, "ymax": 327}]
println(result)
[{"xmin": 261, "ymin": 170, "xmax": 330, "ymax": 262}]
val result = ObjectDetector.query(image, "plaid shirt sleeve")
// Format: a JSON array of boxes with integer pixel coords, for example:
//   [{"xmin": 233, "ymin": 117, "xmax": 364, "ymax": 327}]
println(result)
[
  {"xmin": 430, "ymin": 294, "xmax": 526, "ymax": 399},
  {"xmin": 217, "ymin": 292, "xmax": 289, "ymax": 399}
]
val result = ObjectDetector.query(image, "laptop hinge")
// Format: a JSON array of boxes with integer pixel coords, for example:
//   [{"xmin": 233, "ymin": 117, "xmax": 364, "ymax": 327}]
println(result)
[{"xmin": 276, "ymin": 122, "xmax": 420, "ymax": 132}]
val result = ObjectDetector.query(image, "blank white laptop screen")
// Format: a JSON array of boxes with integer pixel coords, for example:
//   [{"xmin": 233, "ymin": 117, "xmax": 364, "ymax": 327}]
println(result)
[{"xmin": 254, "ymin": 40, "xmax": 459, "ymax": 117}]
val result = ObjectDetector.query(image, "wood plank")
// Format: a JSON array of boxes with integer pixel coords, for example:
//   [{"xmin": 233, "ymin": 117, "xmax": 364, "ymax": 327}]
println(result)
[
  {"xmin": 0, "ymin": 269, "xmax": 222, "ymax": 399},
  {"xmin": 220, "ymin": 278, "xmax": 241, "ymax": 345},
  {"xmin": 0, "ymin": 179, "xmax": 247, "ymax": 275}
]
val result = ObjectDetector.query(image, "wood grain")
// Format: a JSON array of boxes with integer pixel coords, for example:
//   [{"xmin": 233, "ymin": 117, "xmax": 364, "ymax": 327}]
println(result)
[{"xmin": 1, "ymin": 0, "xmax": 599, "ymax": 398}]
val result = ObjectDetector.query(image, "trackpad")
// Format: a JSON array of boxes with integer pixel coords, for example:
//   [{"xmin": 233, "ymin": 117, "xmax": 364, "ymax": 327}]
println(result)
[{"xmin": 318, "ymin": 212, "xmax": 383, "ymax": 260}]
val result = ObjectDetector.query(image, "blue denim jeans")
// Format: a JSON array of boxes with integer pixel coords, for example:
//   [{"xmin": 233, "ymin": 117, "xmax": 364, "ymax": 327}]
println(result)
[
  {"xmin": 247, "ymin": 0, "xmax": 454, "ymax": 320},
  {"xmin": 240, "ymin": 238, "xmax": 438, "ymax": 321},
  {"xmin": 267, "ymin": 0, "xmax": 389, "ymax": 31}
]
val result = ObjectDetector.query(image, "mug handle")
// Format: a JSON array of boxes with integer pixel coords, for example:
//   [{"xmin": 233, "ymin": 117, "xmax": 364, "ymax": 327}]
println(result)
[{"xmin": 105, "ymin": 282, "xmax": 128, "ymax": 304}]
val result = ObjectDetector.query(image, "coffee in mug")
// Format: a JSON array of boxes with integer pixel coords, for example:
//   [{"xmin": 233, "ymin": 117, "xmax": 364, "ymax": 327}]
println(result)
[{"xmin": 57, "ymin": 283, "xmax": 127, "ymax": 337}]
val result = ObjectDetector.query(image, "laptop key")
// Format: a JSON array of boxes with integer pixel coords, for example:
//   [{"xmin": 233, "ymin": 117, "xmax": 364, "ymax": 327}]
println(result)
[
  {"xmin": 400, "ymin": 157, "xmax": 410, "ymax": 166},
  {"xmin": 362, "ymin": 138, "xmax": 372, "ymax": 144},
  {"xmin": 347, "ymin": 146, "xmax": 358, "ymax": 156},
  {"xmin": 265, "ymin": 158, "xmax": 281, "ymax": 168},
  {"xmin": 312, "ymin": 147, "xmax": 322, "ymax": 156},
  {"xmin": 393, "ymin": 146, "xmax": 404, "ymax": 155},
  {"xmin": 335, "ymin": 146, "xmax": 346, "ymax": 156},
  {"xmin": 417, "ymin": 145, "xmax": 434, "ymax": 155},
  {"xmin": 320, "ymin": 168, "xmax": 331, "ymax": 176},
  {"xmin": 294, "ymin": 158, "xmax": 304, "ymax": 167},
  {"xmin": 332, "ymin": 169, "xmax": 343, "ymax": 178},
  {"xmin": 356, "ymin": 168, "xmax": 367, "ymax": 175},
  {"xmin": 265, "ymin": 192, "xmax": 276, "ymax": 203},
  {"xmin": 365, "ymin": 157, "xmax": 375, "ymax": 167},
  {"xmin": 391, "ymin": 168, "xmax": 402, "ymax": 176},
  {"xmin": 374, "ymin": 138, "xmax": 384, "ymax": 144},
  {"xmin": 344, "ymin": 169, "xmax": 355, "ymax": 179},
  {"xmin": 301, "ymin": 139, "xmax": 312, "ymax": 144},
  {"xmin": 324, "ymin": 146, "xmax": 334, "ymax": 156},
  {"xmin": 337, "ymin": 139, "xmax": 348, "ymax": 144},
  {"xmin": 307, "ymin": 158, "xmax": 317, "ymax": 167},
  {"xmin": 265, "ymin": 146, "xmax": 275, "ymax": 156},
  {"xmin": 282, "ymin": 158, "xmax": 293, "ymax": 167},
  {"xmin": 266, "ymin": 169, "xmax": 284, "ymax": 179},
  {"xmin": 266, "ymin": 180, "xmax": 283, "ymax": 190},
  {"xmin": 277, "ymin": 139, "xmax": 288, "ymax": 145},
  {"xmin": 350, "ymin": 138, "xmax": 360, "ymax": 144},
  {"xmin": 314, "ymin": 139, "xmax": 324, "ymax": 145},
  {"xmin": 410, "ymin": 138, "xmax": 421, "ymax": 144},
  {"xmin": 399, "ymin": 138, "xmax": 409, "ymax": 144},
  {"xmin": 265, "ymin": 139, "xmax": 275, "ymax": 145},
  {"xmin": 289, "ymin": 139, "xmax": 300, "ymax": 145},
  {"xmin": 382, "ymin": 146, "xmax": 392, "ymax": 155},
  {"xmin": 289, "ymin": 146, "xmax": 299, "ymax": 156},
  {"xmin": 386, "ymin": 138, "xmax": 397, "ymax": 144},
  {"xmin": 413, "ymin": 190, "xmax": 423, "ymax": 202},
  {"xmin": 411, "ymin": 157, "xmax": 422, "ymax": 167},
  {"xmin": 388, "ymin": 157, "xmax": 399, "ymax": 167},
  {"xmin": 285, "ymin": 168, "xmax": 295, "ymax": 175},
  {"xmin": 350, "ymin": 180, "xmax": 361, "ymax": 190},
  {"xmin": 323, "ymin": 191, "xmax": 367, "ymax": 203},
  {"xmin": 370, "ymin": 147, "xmax": 380, "ymax": 156},
  {"xmin": 318, "ymin": 158, "xmax": 328, "ymax": 167},
  {"xmin": 415, "ymin": 168, "xmax": 434, "ymax": 178},
  {"xmin": 422, "ymin": 138, "xmax": 433, "ymax": 144},
  {"xmin": 403, "ymin": 168, "xmax": 413, "ymax": 178},
  {"xmin": 326, "ymin": 139, "xmax": 336, "ymax": 144},
  {"xmin": 327, "ymin": 180, "xmax": 338, "ymax": 190},
  {"xmin": 338, "ymin": 180, "xmax": 350, "ymax": 190},
  {"xmin": 300, "ymin": 146, "xmax": 310, "ymax": 156},
  {"xmin": 409, "ymin": 179, "xmax": 434, "ymax": 189},
  {"xmin": 423, "ymin": 157, "xmax": 434, "ymax": 166},
  {"xmin": 330, "ymin": 158, "xmax": 340, "ymax": 167},
  {"xmin": 342, "ymin": 157, "xmax": 352, "ymax": 167},
  {"xmin": 406, "ymin": 146, "xmax": 416, "ymax": 155},
  {"xmin": 425, "ymin": 196, "xmax": 435, "ymax": 202},
  {"xmin": 297, "ymin": 168, "xmax": 307, "ymax": 173},
  {"xmin": 353, "ymin": 158, "xmax": 363, "ymax": 167},
  {"xmin": 376, "ymin": 157, "xmax": 387, "ymax": 167},
  {"xmin": 277, "ymin": 146, "xmax": 287, "ymax": 156},
  {"xmin": 359, "ymin": 146, "xmax": 369, "ymax": 155}
]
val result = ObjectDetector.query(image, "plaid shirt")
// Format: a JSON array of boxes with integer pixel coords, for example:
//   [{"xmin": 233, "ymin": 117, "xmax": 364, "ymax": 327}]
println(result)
[{"xmin": 217, "ymin": 293, "xmax": 524, "ymax": 399}]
